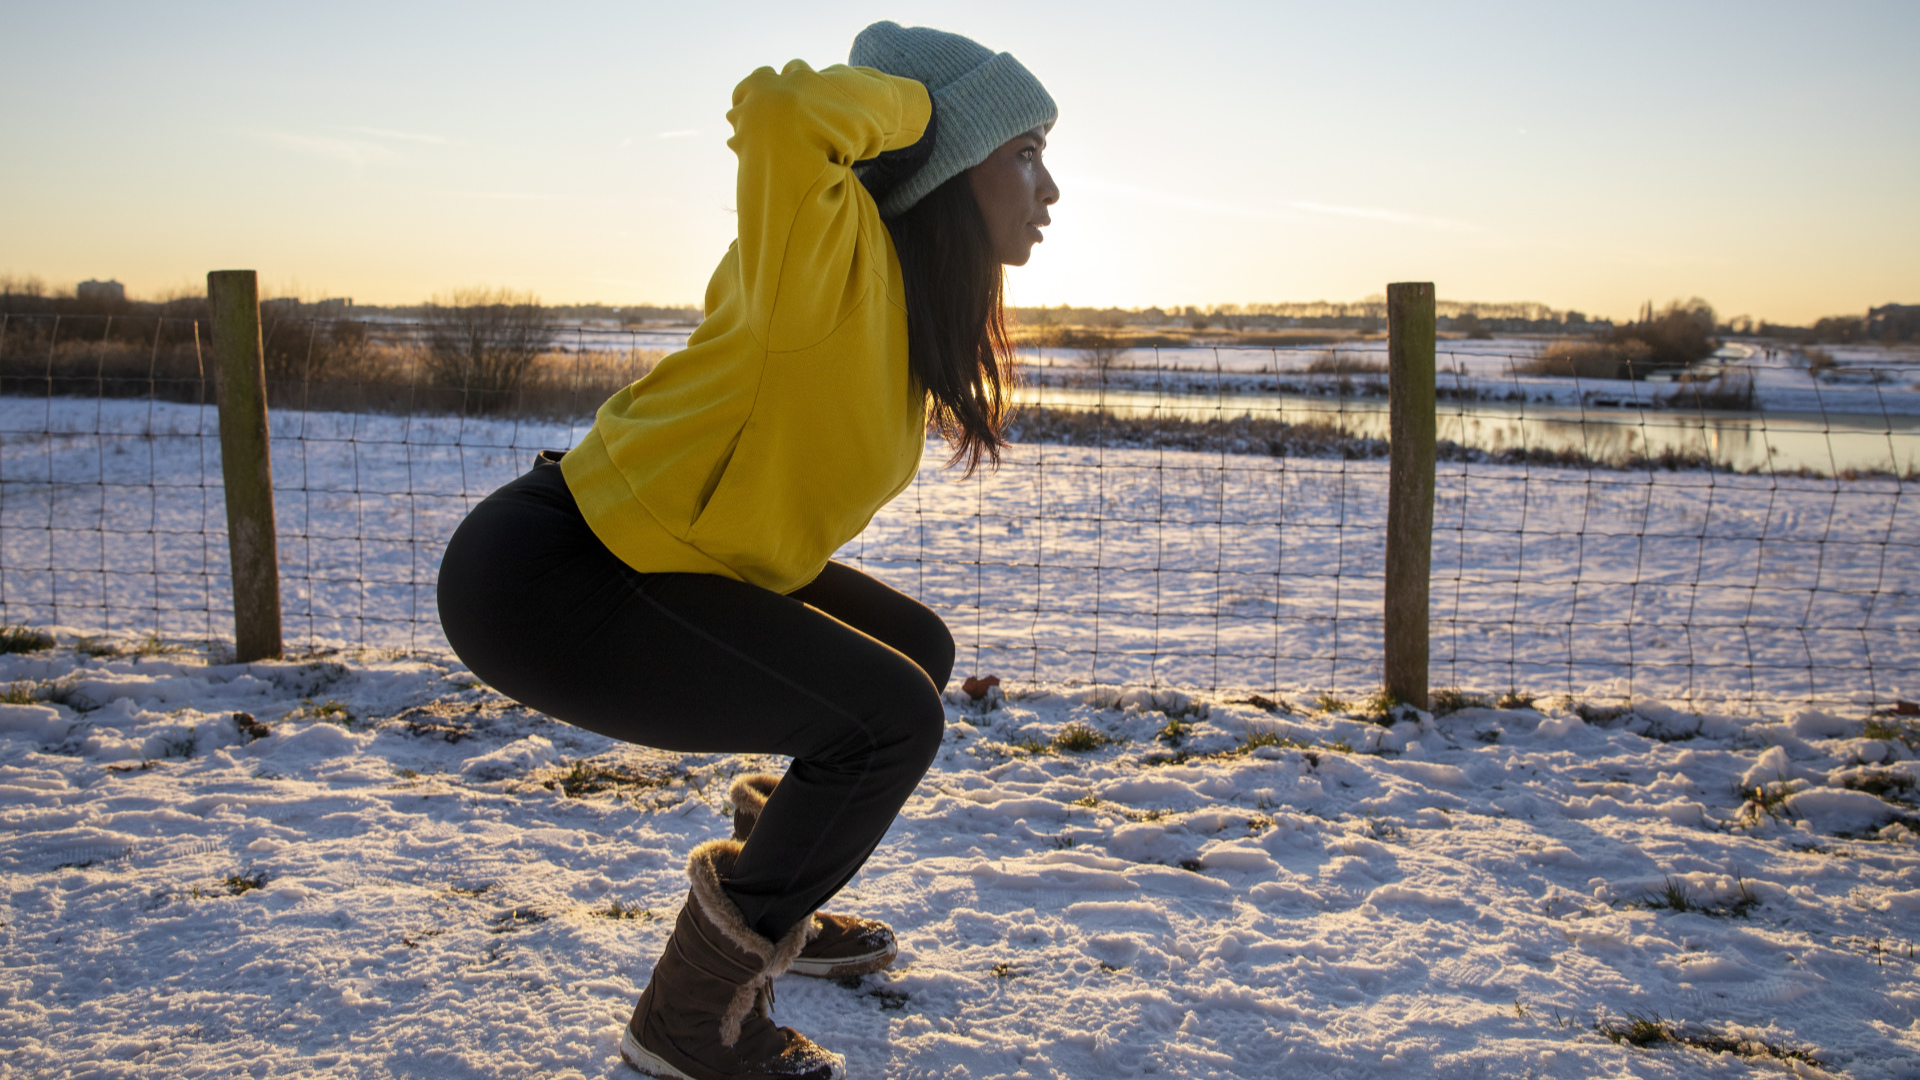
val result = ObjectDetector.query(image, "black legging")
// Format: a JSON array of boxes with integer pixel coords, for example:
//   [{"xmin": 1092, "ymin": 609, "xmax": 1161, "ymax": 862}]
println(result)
[{"xmin": 436, "ymin": 462, "xmax": 953, "ymax": 939}]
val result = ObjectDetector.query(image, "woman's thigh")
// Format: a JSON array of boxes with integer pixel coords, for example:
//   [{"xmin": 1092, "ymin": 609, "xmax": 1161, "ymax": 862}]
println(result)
[
  {"xmin": 437, "ymin": 469, "xmax": 943, "ymax": 760},
  {"xmin": 789, "ymin": 561, "xmax": 956, "ymax": 691}
]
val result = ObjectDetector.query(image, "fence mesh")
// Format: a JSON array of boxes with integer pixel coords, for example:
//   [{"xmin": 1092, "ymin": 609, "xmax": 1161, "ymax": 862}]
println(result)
[{"xmin": 1, "ymin": 312, "xmax": 1914, "ymax": 712}]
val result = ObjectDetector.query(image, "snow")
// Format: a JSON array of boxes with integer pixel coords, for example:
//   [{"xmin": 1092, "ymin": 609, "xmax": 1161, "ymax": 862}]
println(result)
[
  {"xmin": 1, "ymin": 652, "xmax": 1917, "ymax": 1078},
  {"xmin": 1785, "ymin": 789, "xmax": 1901, "ymax": 835},
  {"xmin": 4, "ymin": 396, "xmax": 1912, "ymax": 712},
  {"xmin": 0, "ymin": 378, "xmax": 1917, "ymax": 1076}
]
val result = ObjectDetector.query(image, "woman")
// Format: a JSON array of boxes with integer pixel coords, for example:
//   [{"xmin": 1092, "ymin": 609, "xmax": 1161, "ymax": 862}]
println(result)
[{"xmin": 436, "ymin": 20, "xmax": 1057, "ymax": 1080}]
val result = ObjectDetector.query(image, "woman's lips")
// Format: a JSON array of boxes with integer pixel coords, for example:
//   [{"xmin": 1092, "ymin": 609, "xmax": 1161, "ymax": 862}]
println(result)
[{"xmin": 1026, "ymin": 224, "xmax": 1045, "ymax": 243}]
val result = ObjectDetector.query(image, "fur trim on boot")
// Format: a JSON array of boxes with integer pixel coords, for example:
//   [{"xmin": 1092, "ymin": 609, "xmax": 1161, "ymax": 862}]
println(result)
[
  {"xmin": 623, "ymin": 839, "xmax": 841, "ymax": 1080},
  {"xmin": 728, "ymin": 774, "xmax": 781, "ymax": 842}
]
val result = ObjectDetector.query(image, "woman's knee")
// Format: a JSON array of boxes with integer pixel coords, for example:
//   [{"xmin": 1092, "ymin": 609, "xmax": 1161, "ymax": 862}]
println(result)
[
  {"xmin": 916, "ymin": 617, "xmax": 956, "ymax": 691},
  {"xmin": 902, "ymin": 674, "xmax": 947, "ymax": 767},
  {"xmin": 844, "ymin": 661, "xmax": 946, "ymax": 772},
  {"xmin": 890, "ymin": 605, "xmax": 954, "ymax": 691}
]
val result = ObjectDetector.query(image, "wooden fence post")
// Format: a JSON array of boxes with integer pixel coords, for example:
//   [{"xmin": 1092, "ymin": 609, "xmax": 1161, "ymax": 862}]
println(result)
[
  {"xmin": 1384, "ymin": 281, "xmax": 1436, "ymax": 708},
  {"xmin": 207, "ymin": 270, "xmax": 283, "ymax": 661}
]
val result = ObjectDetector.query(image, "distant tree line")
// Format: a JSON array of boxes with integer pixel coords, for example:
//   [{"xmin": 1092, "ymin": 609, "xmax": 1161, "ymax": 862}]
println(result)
[
  {"xmin": 1749, "ymin": 304, "xmax": 1918, "ymax": 345},
  {"xmin": 353, "ymin": 300, "xmax": 700, "ymax": 326},
  {"xmin": 1010, "ymin": 300, "xmax": 1603, "ymax": 335},
  {"xmin": 0, "ymin": 279, "xmax": 664, "ymax": 418},
  {"xmin": 0, "ymin": 275, "xmax": 700, "ymax": 328}
]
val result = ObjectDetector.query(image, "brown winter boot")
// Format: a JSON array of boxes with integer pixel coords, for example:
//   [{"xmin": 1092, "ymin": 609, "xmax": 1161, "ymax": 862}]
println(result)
[
  {"xmin": 729, "ymin": 774, "xmax": 898, "ymax": 979},
  {"xmin": 621, "ymin": 840, "xmax": 843, "ymax": 1080}
]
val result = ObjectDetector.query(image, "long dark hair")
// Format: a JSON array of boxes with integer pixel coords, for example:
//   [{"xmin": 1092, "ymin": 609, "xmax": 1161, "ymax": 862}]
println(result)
[{"xmin": 880, "ymin": 173, "xmax": 1014, "ymax": 475}]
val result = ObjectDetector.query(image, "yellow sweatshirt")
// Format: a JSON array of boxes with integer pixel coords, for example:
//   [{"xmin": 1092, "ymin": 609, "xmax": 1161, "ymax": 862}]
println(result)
[{"xmin": 561, "ymin": 61, "xmax": 933, "ymax": 595}]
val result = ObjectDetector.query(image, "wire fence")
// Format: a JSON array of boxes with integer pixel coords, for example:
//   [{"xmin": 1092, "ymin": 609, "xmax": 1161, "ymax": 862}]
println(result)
[{"xmin": 1, "ymin": 311, "xmax": 1915, "ymax": 713}]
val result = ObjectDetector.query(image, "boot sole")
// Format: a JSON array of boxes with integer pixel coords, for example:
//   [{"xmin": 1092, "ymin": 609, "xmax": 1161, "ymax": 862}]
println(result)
[
  {"xmin": 788, "ymin": 941, "xmax": 898, "ymax": 979},
  {"xmin": 620, "ymin": 1027, "xmax": 690, "ymax": 1080},
  {"xmin": 621, "ymin": 1026, "xmax": 846, "ymax": 1080}
]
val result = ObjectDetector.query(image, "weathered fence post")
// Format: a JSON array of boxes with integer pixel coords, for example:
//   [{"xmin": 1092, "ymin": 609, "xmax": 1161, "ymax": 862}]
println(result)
[
  {"xmin": 207, "ymin": 270, "xmax": 283, "ymax": 661},
  {"xmin": 1384, "ymin": 281, "xmax": 1436, "ymax": 708}
]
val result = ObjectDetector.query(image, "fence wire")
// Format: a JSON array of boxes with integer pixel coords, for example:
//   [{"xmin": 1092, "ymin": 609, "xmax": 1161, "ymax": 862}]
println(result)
[{"xmin": 1, "ymin": 312, "xmax": 1914, "ymax": 713}]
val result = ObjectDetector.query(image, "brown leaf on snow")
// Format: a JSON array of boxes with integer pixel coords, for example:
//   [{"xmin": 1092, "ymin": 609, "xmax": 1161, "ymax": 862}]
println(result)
[{"xmin": 962, "ymin": 675, "xmax": 1001, "ymax": 701}]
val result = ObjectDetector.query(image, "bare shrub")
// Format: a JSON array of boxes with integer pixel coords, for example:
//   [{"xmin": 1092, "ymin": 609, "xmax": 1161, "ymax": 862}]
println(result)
[
  {"xmin": 261, "ymin": 310, "xmax": 373, "ymax": 384},
  {"xmin": 1513, "ymin": 340, "xmax": 1651, "ymax": 380},
  {"xmin": 0, "ymin": 323, "xmax": 208, "ymax": 403},
  {"xmin": 1227, "ymin": 331, "xmax": 1351, "ymax": 347},
  {"xmin": 512, "ymin": 347, "xmax": 664, "ymax": 419},
  {"xmin": 421, "ymin": 287, "xmax": 555, "ymax": 412},
  {"xmin": 1804, "ymin": 348, "xmax": 1837, "ymax": 379},
  {"xmin": 1609, "ymin": 298, "xmax": 1718, "ymax": 367},
  {"xmin": 1454, "ymin": 313, "xmax": 1493, "ymax": 340},
  {"xmin": 1076, "ymin": 331, "xmax": 1124, "ymax": 375},
  {"xmin": 1303, "ymin": 353, "xmax": 1387, "ymax": 375},
  {"xmin": 1663, "ymin": 371, "xmax": 1756, "ymax": 412}
]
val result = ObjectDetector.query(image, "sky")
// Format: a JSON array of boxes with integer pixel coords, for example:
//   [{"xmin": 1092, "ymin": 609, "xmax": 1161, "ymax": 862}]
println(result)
[{"xmin": 2, "ymin": 1, "xmax": 1914, "ymax": 324}]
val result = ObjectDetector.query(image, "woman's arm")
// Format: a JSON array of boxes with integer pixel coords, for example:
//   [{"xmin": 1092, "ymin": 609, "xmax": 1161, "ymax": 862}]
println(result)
[{"xmin": 726, "ymin": 61, "xmax": 931, "ymax": 351}]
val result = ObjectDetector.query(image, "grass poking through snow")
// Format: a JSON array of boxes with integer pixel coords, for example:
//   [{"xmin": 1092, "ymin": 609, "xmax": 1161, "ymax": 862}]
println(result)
[
  {"xmin": 1431, "ymin": 688, "xmax": 1491, "ymax": 715},
  {"xmin": 1863, "ymin": 716, "xmax": 1920, "ymax": 749},
  {"xmin": 540, "ymin": 759, "xmax": 677, "ymax": 798},
  {"xmin": 1639, "ymin": 876, "xmax": 1761, "ymax": 918},
  {"xmin": 587, "ymin": 901, "xmax": 657, "ymax": 922},
  {"xmin": 1593, "ymin": 1010, "xmax": 1825, "ymax": 1068},
  {"xmin": 0, "ymin": 626, "xmax": 54, "ymax": 654},
  {"xmin": 1051, "ymin": 722, "xmax": 1119, "ymax": 753}
]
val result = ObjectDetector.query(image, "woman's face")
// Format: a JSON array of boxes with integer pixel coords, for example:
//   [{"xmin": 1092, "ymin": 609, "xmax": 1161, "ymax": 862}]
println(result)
[{"xmin": 967, "ymin": 127, "xmax": 1058, "ymax": 267}]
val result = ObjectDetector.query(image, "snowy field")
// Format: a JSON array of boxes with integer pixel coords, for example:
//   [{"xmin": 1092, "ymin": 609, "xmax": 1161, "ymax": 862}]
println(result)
[
  {"xmin": 1, "ymin": 650, "xmax": 1918, "ymax": 1078},
  {"xmin": 1, "ymin": 396, "xmax": 1914, "ymax": 710},
  {"xmin": 0, "ymin": 389, "xmax": 1918, "ymax": 1078}
]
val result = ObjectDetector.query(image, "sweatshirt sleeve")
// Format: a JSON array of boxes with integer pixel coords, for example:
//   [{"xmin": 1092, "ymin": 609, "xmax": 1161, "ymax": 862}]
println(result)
[{"xmin": 726, "ymin": 60, "xmax": 931, "ymax": 351}]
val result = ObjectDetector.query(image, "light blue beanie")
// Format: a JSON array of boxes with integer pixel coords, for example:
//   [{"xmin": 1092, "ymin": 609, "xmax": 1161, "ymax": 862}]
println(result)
[{"xmin": 851, "ymin": 21, "xmax": 1057, "ymax": 217}]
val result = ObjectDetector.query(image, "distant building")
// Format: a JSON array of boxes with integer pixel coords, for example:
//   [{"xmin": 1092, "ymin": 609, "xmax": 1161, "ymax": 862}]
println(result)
[
  {"xmin": 77, "ymin": 279, "xmax": 125, "ymax": 303},
  {"xmin": 1866, "ymin": 303, "xmax": 1918, "ymax": 342},
  {"xmin": 260, "ymin": 297, "xmax": 354, "ymax": 316}
]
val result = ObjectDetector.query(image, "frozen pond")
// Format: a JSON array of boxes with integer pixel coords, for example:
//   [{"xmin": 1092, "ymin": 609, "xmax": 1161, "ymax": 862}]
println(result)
[{"xmin": 1015, "ymin": 385, "xmax": 1920, "ymax": 476}]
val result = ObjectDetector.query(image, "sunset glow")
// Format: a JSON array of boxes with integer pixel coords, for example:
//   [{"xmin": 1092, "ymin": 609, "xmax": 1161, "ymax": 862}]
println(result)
[{"xmin": 2, "ymin": 1, "xmax": 1913, "ymax": 323}]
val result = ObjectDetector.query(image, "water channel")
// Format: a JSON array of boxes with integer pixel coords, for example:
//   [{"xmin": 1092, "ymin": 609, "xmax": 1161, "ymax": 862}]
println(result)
[{"xmin": 1013, "ymin": 386, "xmax": 1920, "ymax": 477}]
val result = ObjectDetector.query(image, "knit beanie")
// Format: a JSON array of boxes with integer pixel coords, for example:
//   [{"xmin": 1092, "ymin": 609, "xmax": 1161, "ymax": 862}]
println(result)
[{"xmin": 850, "ymin": 21, "xmax": 1057, "ymax": 217}]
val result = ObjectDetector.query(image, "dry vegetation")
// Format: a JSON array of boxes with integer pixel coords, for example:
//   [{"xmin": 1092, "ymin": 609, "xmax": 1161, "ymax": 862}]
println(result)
[
  {"xmin": 1301, "ymin": 354, "xmax": 1387, "ymax": 376},
  {"xmin": 1661, "ymin": 371, "xmax": 1756, "ymax": 411},
  {"xmin": 1002, "ymin": 404, "xmax": 1760, "ymax": 472},
  {"xmin": 1008, "ymin": 325, "xmax": 1367, "ymax": 352},
  {"xmin": 0, "ymin": 311, "xmax": 662, "ymax": 421},
  {"xmin": 1515, "ymin": 299, "xmax": 1720, "ymax": 381},
  {"xmin": 1513, "ymin": 340, "xmax": 1653, "ymax": 380}
]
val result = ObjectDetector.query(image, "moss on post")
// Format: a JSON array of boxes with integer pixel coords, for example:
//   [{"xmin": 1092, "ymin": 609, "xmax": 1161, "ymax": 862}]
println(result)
[
  {"xmin": 208, "ymin": 270, "xmax": 282, "ymax": 662},
  {"xmin": 1385, "ymin": 282, "xmax": 1436, "ymax": 709}
]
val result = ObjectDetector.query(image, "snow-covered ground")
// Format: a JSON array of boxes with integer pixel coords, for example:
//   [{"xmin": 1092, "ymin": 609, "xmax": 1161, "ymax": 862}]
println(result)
[
  {"xmin": 2, "ymin": 397, "xmax": 1914, "ymax": 711},
  {"xmin": 1, "ymin": 383, "xmax": 1918, "ymax": 1078},
  {"xmin": 1, "ymin": 649, "xmax": 1917, "ymax": 1078}
]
